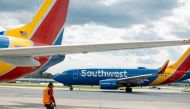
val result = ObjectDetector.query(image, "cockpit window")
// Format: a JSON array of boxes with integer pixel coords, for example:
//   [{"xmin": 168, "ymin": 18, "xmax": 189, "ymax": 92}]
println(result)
[{"xmin": 62, "ymin": 72, "xmax": 67, "ymax": 76}]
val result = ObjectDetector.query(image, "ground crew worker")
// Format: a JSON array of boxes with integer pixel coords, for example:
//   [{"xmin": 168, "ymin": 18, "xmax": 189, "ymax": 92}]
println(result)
[{"xmin": 43, "ymin": 82, "xmax": 57, "ymax": 109}]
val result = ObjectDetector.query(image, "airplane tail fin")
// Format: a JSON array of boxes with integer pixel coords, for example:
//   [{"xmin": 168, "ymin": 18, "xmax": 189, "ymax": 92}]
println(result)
[
  {"xmin": 5, "ymin": 0, "xmax": 69, "ymax": 46},
  {"xmin": 169, "ymin": 48, "xmax": 190, "ymax": 71},
  {"xmin": 157, "ymin": 60, "xmax": 169, "ymax": 74}
]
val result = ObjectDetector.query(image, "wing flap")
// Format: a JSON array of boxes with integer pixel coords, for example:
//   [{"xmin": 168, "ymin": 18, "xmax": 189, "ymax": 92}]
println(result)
[{"xmin": 118, "ymin": 74, "xmax": 153, "ymax": 84}]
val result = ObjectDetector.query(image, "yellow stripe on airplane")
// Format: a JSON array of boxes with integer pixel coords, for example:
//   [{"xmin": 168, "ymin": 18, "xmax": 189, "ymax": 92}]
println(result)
[
  {"xmin": 149, "ymin": 68, "xmax": 175, "ymax": 86},
  {"xmin": 0, "ymin": 62, "xmax": 14, "ymax": 75},
  {"xmin": 5, "ymin": 0, "xmax": 54, "ymax": 39},
  {"xmin": 149, "ymin": 48, "xmax": 190, "ymax": 86},
  {"xmin": 9, "ymin": 36, "xmax": 33, "ymax": 48},
  {"xmin": 0, "ymin": 0, "xmax": 54, "ymax": 76},
  {"xmin": 170, "ymin": 48, "xmax": 190, "ymax": 69}
]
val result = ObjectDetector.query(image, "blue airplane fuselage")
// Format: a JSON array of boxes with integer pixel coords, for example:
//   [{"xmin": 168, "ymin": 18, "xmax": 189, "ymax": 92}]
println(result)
[{"xmin": 53, "ymin": 68, "xmax": 190, "ymax": 87}]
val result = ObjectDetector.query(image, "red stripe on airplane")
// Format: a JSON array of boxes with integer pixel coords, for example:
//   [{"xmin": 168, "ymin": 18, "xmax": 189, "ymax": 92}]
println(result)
[
  {"xmin": 31, "ymin": 0, "xmax": 69, "ymax": 45},
  {"xmin": 0, "ymin": 0, "xmax": 69, "ymax": 82},
  {"xmin": 0, "ymin": 56, "xmax": 49, "ymax": 82},
  {"xmin": 159, "ymin": 55, "xmax": 190, "ymax": 85}
]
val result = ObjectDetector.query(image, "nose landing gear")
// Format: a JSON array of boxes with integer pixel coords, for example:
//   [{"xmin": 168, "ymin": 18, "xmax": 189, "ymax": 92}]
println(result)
[{"xmin": 69, "ymin": 86, "xmax": 73, "ymax": 91}]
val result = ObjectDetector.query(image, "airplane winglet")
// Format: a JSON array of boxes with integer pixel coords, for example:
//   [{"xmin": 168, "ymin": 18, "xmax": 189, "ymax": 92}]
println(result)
[{"xmin": 157, "ymin": 60, "xmax": 169, "ymax": 74}]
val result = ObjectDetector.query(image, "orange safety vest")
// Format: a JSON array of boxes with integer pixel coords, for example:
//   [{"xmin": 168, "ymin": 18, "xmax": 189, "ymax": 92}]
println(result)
[{"xmin": 43, "ymin": 87, "xmax": 52, "ymax": 104}]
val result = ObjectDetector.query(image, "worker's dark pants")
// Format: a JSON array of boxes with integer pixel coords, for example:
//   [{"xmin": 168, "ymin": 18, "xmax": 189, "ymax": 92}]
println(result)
[{"xmin": 44, "ymin": 104, "xmax": 54, "ymax": 109}]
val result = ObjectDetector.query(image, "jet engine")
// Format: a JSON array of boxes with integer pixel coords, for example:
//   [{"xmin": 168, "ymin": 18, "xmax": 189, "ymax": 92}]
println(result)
[{"xmin": 100, "ymin": 79, "xmax": 119, "ymax": 89}]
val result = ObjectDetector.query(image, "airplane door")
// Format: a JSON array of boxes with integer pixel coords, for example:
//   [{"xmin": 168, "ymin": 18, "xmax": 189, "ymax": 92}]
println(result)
[{"xmin": 73, "ymin": 70, "xmax": 78, "ymax": 79}]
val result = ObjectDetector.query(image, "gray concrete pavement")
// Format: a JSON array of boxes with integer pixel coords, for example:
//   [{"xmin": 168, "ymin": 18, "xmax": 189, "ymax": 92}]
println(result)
[{"xmin": 0, "ymin": 86, "xmax": 190, "ymax": 109}]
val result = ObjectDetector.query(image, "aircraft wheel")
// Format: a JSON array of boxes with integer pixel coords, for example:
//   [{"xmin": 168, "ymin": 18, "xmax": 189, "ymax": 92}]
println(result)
[
  {"xmin": 69, "ymin": 86, "xmax": 73, "ymax": 91},
  {"xmin": 125, "ymin": 87, "xmax": 132, "ymax": 93}
]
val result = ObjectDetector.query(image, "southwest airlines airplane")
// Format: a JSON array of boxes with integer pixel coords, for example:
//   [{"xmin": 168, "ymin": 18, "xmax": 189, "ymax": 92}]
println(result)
[
  {"xmin": 0, "ymin": 0, "xmax": 189, "ymax": 82},
  {"xmin": 54, "ymin": 48, "xmax": 190, "ymax": 92}
]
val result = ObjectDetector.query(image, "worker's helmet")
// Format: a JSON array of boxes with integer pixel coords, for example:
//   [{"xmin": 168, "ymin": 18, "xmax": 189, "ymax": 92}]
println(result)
[{"xmin": 48, "ymin": 82, "xmax": 54, "ymax": 87}]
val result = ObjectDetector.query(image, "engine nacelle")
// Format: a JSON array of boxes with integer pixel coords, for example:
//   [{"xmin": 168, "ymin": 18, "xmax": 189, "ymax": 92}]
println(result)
[{"xmin": 100, "ymin": 79, "xmax": 119, "ymax": 90}]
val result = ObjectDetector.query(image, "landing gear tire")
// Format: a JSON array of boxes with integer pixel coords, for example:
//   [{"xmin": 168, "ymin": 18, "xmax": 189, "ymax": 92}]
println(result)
[
  {"xmin": 69, "ymin": 86, "xmax": 73, "ymax": 91},
  {"xmin": 125, "ymin": 87, "xmax": 132, "ymax": 93}
]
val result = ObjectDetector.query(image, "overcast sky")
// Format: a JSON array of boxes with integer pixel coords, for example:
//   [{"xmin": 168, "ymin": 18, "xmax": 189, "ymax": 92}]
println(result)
[{"xmin": 0, "ymin": 0, "xmax": 189, "ymax": 74}]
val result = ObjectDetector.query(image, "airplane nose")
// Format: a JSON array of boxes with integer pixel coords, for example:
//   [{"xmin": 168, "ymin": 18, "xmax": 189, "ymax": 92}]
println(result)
[{"xmin": 53, "ymin": 74, "xmax": 62, "ymax": 83}]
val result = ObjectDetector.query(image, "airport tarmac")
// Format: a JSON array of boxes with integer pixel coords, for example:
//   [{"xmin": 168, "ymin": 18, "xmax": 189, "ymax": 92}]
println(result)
[{"xmin": 0, "ymin": 86, "xmax": 190, "ymax": 109}]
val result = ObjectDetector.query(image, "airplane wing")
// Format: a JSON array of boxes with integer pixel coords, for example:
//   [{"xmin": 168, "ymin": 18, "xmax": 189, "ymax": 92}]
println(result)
[
  {"xmin": 118, "ymin": 60, "xmax": 169, "ymax": 84},
  {"xmin": 0, "ymin": 40, "xmax": 189, "ymax": 57}
]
